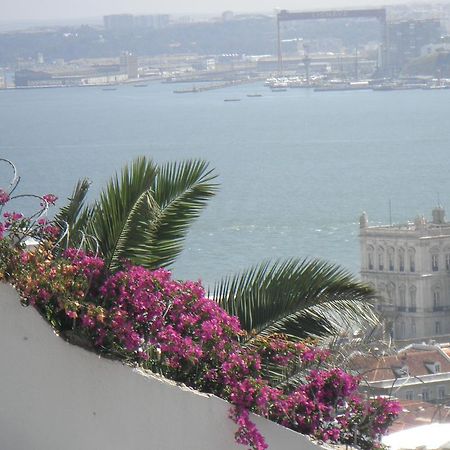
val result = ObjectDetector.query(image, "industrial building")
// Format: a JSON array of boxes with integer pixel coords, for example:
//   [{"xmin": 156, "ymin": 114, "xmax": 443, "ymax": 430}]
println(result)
[{"xmin": 388, "ymin": 19, "xmax": 443, "ymax": 74}]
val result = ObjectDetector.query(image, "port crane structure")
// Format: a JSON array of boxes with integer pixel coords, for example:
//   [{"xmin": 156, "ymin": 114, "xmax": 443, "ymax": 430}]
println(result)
[{"xmin": 276, "ymin": 8, "xmax": 388, "ymax": 75}]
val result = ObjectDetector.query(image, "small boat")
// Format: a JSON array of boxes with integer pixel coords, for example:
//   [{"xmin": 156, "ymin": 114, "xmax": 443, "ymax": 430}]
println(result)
[
  {"xmin": 174, "ymin": 86, "xmax": 199, "ymax": 94},
  {"xmin": 224, "ymin": 98, "xmax": 241, "ymax": 102},
  {"xmin": 271, "ymin": 87, "xmax": 287, "ymax": 92},
  {"xmin": 102, "ymin": 87, "xmax": 117, "ymax": 91},
  {"xmin": 133, "ymin": 84, "xmax": 148, "ymax": 88},
  {"xmin": 246, "ymin": 94, "xmax": 262, "ymax": 97}
]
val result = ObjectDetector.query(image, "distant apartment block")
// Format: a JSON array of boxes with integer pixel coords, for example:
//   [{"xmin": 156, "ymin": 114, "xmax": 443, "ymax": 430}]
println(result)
[
  {"xmin": 103, "ymin": 14, "xmax": 134, "ymax": 31},
  {"xmin": 360, "ymin": 206, "xmax": 450, "ymax": 342},
  {"xmin": 134, "ymin": 15, "xmax": 170, "ymax": 29},
  {"xmin": 103, "ymin": 14, "xmax": 170, "ymax": 31},
  {"xmin": 388, "ymin": 19, "xmax": 442, "ymax": 73}
]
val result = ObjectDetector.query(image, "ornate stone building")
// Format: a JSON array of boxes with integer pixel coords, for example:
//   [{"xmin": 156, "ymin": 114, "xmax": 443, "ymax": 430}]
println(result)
[{"xmin": 360, "ymin": 206, "xmax": 450, "ymax": 342}]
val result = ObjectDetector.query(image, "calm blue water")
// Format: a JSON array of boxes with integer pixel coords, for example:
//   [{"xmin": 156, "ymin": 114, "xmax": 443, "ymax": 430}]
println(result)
[{"xmin": 1, "ymin": 82, "xmax": 450, "ymax": 285}]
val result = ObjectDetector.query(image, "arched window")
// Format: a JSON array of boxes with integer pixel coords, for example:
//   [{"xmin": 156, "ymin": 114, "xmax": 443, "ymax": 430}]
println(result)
[
  {"xmin": 431, "ymin": 247, "xmax": 440, "ymax": 272},
  {"xmin": 378, "ymin": 246, "xmax": 385, "ymax": 271},
  {"xmin": 436, "ymin": 321, "xmax": 442, "ymax": 334},
  {"xmin": 409, "ymin": 286, "xmax": 417, "ymax": 312},
  {"xmin": 411, "ymin": 319, "xmax": 416, "ymax": 337},
  {"xmin": 399, "ymin": 285, "xmax": 406, "ymax": 311},
  {"xmin": 388, "ymin": 247, "xmax": 395, "ymax": 271},
  {"xmin": 408, "ymin": 248, "xmax": 416, "ymax": 272},
  {"xmin": 398, "ymin": 248, "xmax": 405, "ymax": 272},
  {"xmin": 444, "ymin": 245, "xmax": 450, "ymax": 270},
  {"xmin": 367, "ymin": 245, "xmax": 374, "ymax": 270},
  {"xmin": 433, "ymin": 289, "xmax": 441, "ymax": 311},
  {"xmin": 398, "ymin": 321, "xmax": 405, "ymax": 339},
  {"xmin": 387, "ymin": 282, "xmax": 396, "ymax": 304}
]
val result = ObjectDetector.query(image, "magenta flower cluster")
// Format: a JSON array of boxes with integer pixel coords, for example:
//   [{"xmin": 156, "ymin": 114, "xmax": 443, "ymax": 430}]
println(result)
[
  {"xmin": 0, "ymin": 188, "xmax": 10, "ymax": 206},
  {"xmin": 2, "ymin": 231, "xmax": 401, "ymax": 450},
  {"xmin": 37, "ymin": 258, "xmax": 397, "ymax": 450},
  {"xmin": 0, "ymin": 161, "xmax": 401, "ymax": 449},
  {"xmin": 0, "ymin": 191, "xmax": 59, "ymax": 241}
]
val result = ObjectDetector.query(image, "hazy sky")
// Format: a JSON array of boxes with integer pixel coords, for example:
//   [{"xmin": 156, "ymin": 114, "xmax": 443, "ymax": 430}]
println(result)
[{"xmin": 1, "ymin": 0, "xmax": 432, "ymax": 22}]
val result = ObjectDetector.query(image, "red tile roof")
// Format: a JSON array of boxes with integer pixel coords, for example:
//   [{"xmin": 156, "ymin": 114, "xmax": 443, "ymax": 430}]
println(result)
[{"xmin": 349, "ymin": 348, "xmax": 450, "ymax": 382}]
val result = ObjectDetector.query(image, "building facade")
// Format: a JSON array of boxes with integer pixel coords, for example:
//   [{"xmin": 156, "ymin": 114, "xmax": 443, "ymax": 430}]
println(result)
[
  {"xmin": 119, "ymin": 52, "xmax": 138, "ymax": 79},
  {"xmin": 360, "ymin": 207, "xmax": 450, "ymax": 342},
  {"xmin": 387, "ymin": 19, "xmax": 442, "ymax": 74}
]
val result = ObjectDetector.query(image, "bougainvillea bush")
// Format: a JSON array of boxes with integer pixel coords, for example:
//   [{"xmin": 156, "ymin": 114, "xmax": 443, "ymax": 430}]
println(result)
[{"xmin": 0, "ymin": 177, "xmax": 400, "ymax": 450}]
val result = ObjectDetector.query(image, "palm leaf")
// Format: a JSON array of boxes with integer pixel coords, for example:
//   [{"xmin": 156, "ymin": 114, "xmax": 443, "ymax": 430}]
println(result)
[
  {"xmin": 148, "ymin": 159, "xmax": 218, "ymax": 268},
  {"xmin": 86, "ymin": 157, "xmax": 218, "ymax": 272},
  {"xmin": 108, "ymin": 189, "xmax": 161, "ymax": 270},
  {"xmin": 88, "ymin": 157, "xmax": 159, "ymax": 271},
  {"xmin": 212, "ymin": 258, "xmax": 377, "ymax": 341},
  {"xmin": 54, "ymin": 178, "xmax": 92, "ymax": 249}
]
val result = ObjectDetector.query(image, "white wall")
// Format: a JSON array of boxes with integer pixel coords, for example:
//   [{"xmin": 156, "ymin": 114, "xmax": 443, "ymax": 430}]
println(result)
[{"xmin": 0, "ymin": 283, "xmax": 324, "ymax": 450}]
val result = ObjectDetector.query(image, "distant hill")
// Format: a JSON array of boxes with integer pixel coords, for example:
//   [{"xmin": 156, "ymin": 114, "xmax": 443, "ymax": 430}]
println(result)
[
  {"xmin": 402, "ymin": 51, "xmax": 450, "ymax": 77},
  {"xmin": 0, "ymin": 17, "xmax": 381, "ymax": 64}
]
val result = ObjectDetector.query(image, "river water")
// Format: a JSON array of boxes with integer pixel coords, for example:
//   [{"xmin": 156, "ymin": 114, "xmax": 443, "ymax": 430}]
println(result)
[{"xmin": 1, "ymin": 82, "xmax": 450, "ymax": 286}]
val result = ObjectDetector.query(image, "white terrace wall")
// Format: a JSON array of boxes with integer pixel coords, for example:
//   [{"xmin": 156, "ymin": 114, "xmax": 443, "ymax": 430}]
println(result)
[{"xmin": 0, "ymin": 283, "xmax": 324, "ymax": 450}]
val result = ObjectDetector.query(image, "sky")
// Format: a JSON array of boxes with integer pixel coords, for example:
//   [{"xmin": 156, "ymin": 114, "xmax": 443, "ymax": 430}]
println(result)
[{"xmin": 0, "ymin": 0, "xmax": 435, "ymax": 23}]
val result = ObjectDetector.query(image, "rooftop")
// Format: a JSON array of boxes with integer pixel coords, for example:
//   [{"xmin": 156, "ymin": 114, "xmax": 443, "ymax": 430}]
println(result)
[
  {"xmin": 360, "ymin": 206, "xmax": 450, "ymax": 237},
  {"xmin": 349, "ymin": 346, "xmax": 450, "ymax": 383}
]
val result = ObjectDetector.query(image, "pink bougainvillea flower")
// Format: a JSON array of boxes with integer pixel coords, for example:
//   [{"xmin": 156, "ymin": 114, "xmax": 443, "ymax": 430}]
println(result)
[
  {"xmin": 0, "ymin": 189, "xmax": 10, "ymax": 206},
  {"xmin": 42, "ymin": 194, "xmax": 58, "ymax": 205}
]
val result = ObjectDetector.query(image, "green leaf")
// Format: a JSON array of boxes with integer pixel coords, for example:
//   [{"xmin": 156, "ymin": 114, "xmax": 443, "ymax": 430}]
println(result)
[
  {"xmin": 148, "ymin": 159, "xmax": 219, "ymax": 268},
  {"xmin": 54, "ymin": 178, "xmax": 92, "ymax": 250},
  {"xmin": 212, "ymin": 258, "xmax": 378, "ymax": 341},
  {"xmin": 81, "ymin": 157, "xmax": 218, "ymax": 272},
  {"xmin": 88, "ymin": 156, "xmax": 159, "ymax": 271}
]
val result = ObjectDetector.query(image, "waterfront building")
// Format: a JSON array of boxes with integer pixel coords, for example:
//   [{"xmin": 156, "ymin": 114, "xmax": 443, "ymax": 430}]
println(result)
[
  {"xmin": 359, "ymin": 207, "xmax": 450, "ymax": 342},
  {"xmin": 14, "ymin": 69, "xmax": 128, "ymax": 87},
  {"xmin": 119, "ymin": 52, "xmax": 138, "ymax": 79}
]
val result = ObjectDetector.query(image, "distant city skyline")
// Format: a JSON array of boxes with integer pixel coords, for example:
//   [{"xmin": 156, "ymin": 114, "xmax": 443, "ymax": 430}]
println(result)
[{"xmin": 2, "ymin": 0, "xmax": 446, "ymax": 23}]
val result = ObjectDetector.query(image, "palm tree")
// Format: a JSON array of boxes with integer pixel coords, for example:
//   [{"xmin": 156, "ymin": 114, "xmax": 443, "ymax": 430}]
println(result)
[
  {"xmin": 56, "ymin": 156, "xmax": 377, "ymax": 347},
  {"xmin": 56, "ymin": 156, "xmax": 218, "ymax": 272}
]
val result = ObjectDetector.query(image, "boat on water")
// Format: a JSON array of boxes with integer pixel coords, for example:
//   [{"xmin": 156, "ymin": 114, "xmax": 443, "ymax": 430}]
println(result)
[
  {"xmin": 271, "ymin": 87, "xmax": 287, "ymax": 92},
  {"xmin": 133, "ymin": 84, "xmax": 148, "ymax": 88},
  {"xmin": 372, "ymin": 83, "xmax": 426, "ymax": 91},
  {"xmin": 314, "ymin": 81, "xmax": 371, "ymax": 92},
  {"xmin": 247, "ymin": 94, "xmax": 263, "ymax": 97},
  {"xmin": 224, "ymin": 98, "xmax": 241, "ymax": 102},
  {"xmin": 173, "ymin": 86, "xmax": 199, "ymax": 94},
  {"xmin": 102, "ymin": 87, "xmax": 117, "ymax": 91}
]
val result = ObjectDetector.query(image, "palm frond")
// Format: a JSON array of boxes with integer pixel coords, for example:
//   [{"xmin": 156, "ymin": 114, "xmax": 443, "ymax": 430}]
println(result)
[
  {"xmin": 108, "ymin": 189, "xmax": 161, "ymax": 270},
  {"xmin": 85, "ymin": 157, "xmax": 217, "ymax": 272},
  {"xmin": 54, "ymin": 178, "xmax": 92, "ymax": 249},
  {"xmin": 147, "ymin": 159, "xmax": 219, "ymax": 268},
  {"xmin": 212, "ymin": 258, "xmax": 377, "ymax": 341},
  {"xmin": 88, "ymin": 156, "xmax": 159, "ymax": 271}
]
